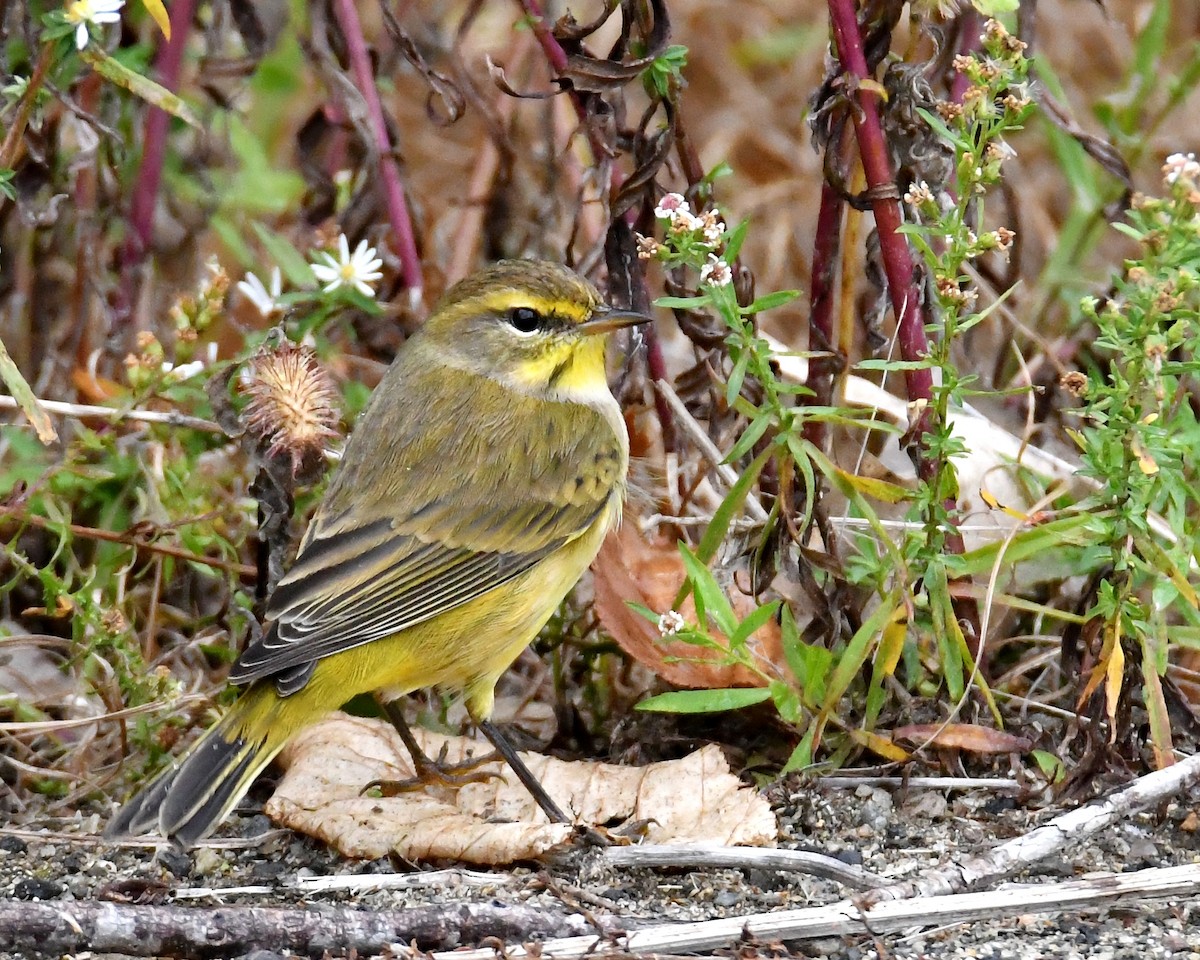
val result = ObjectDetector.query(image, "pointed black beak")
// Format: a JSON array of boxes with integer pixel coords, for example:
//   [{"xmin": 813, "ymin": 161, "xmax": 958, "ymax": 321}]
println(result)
[{"xmin": 579, "ymin": 305, "xmax": 652, "ymax": 336}]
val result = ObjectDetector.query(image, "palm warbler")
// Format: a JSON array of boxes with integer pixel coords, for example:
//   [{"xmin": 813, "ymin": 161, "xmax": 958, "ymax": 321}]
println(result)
[{"xmin": 107, "ymin": 260, "xmax": 647, "ymax": 847}]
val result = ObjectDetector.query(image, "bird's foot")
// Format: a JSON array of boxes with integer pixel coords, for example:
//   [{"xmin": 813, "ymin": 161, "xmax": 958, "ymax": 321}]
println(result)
[{"xmin": 363, "ymin": 745, "xmax": 503, "ymax": 797}]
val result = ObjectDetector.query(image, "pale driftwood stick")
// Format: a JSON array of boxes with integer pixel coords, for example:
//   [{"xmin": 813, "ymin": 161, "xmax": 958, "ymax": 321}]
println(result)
[
  {"xmin": 815, "ymin": 776, "xmax": 1022, "ymax": 792},
  {"xmin": 601, "ymin": 842, "xmax": 885, "ymax": 890},
  {"xmin": 171, "ymin": 868, "xmax": 511, "ymax": 899},
  {"xmin": 653, "ymin": 379, "xmax": 771, "ymax": 522},
  {"xmin": 0, "ymin": 394, "xmax": 223, "ymax": 433},
  {"xmin": 0, "ymin": 899, "xmax": 609, "ymax": 959},
  {"xmin": 864, "ymin": 750, "xmax": 1200, "ymax": 902},
  {"xmin": 442, "ymin": 863, "xmax": 1200, "ymax": 960}
]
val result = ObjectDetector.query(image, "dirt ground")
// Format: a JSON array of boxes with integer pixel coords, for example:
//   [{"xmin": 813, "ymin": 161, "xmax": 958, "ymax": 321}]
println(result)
[{"xmin": 0, "ymin": 780, "xmax": 1197, "ymax": 959}]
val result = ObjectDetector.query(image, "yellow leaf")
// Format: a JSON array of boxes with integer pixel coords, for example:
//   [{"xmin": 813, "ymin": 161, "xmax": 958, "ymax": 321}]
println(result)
[
  {"xmin": 1131, "ymin": 437, "xmax": 1158, "ymax": 476},
  {"xmin": 834, "ymin": 467, "xmax": 910, "ymax": 504},
  {"xmin": 1104, "ymin": 634, "xmax": 1124, "ymax": 742},
  {"xmin": 849, "ymin": 728, "xmax": 909, "ymax": 762},
  {"xmin": 142, "ymin": 0, "xmax": 172, "ymax": 41}
]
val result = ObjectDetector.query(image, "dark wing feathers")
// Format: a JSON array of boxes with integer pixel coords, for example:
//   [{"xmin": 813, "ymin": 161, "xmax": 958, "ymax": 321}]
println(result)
[{"xmin": 229, "ymin": 355, "xmax": 621, "ymax": 690}]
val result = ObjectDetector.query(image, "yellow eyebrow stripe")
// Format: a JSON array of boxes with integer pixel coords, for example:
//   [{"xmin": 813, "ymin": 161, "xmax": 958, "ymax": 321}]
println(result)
[{"xmin": 468, "ymin": 289, "xmax": 594, "ymax": 325}]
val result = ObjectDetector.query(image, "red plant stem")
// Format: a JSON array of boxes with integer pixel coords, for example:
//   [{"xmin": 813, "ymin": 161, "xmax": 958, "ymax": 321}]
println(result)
[
  {"xmin": 331, "ymin": 0, "xmax": 423, "ymax": 301},
  {"xmin": 802, "ymin": 180, "xmax": 845, "ymax": 450},
  {"xmin": 827, "ymin": 0, "xmax": 933, "ymax": 439},
  {"xmin": 828, "ymin": 0, "xmax": 979, "ymax": 654},
  {"xmin": 124, "ymin": 0, "xmax": 196, "ymax": 273}
]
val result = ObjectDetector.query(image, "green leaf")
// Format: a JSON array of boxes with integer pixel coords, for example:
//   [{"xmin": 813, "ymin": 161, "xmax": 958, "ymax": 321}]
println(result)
[
  {"xmin": 971, "ymin": 0, "xmax": 1019, "ymax": 14},
  {"xmin": 742, "ymin": 290, "xmax": 800, "ymax": 314},
  {"xmin": 252, "ymin": 222, "xmax": 318, "ymax": 288},
  {"xmin": 820, "ymin": 590, "xmax": 901, "ymax": 717},
  {"xmin": 723, "ymin": 219, "xmax": 751, "ymax": 263},
  {"xmin": 654, "ymin": 295, "xmax": 710, "ymax": 310},
  {"xmin": 729, "ymin": 600, "xmax": 781, "ymax": 649},
  {"xmin": 636, "ymin": 687, "xmax": 771, "ymax": 714},
  {"xmin": 723, "ymin": 411, "xmax": 772, "ymax": 464},
  {"xmin": 0, "ymin": 336, "xmax": 57, "ymax": 444},
  {"xmin": 696, "ymin": 447, "xmax": 771, "ymax": 564},
  {"xmin": 678, "ymin": 544, "xmax": 738, "ymax": 638},
  {"xmin": 81, "ymin": 49, "xmax": 200, "ymax": 128}
]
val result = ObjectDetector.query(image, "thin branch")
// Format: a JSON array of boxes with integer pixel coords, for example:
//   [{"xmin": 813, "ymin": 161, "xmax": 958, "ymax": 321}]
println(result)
[
  {"xmin": 0, "ymin": 394, "xmax": 222, "ymax": 432},
  {"xmin": 0, "ymin": 507, "xmax": 256, "ymax": 579}
]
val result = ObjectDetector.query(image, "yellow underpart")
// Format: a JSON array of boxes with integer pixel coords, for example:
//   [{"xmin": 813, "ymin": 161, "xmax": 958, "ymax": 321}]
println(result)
[{"xmin": 223, "ymin": 499, "xmax": 619, "ymax": 758}]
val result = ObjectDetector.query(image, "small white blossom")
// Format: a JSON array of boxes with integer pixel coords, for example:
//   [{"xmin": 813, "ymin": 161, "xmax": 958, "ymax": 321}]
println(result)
[
  {"xmin": 237, "ymin": 267, "xmax": 284, "ymax": 319},
  {"xmin": 698, "ymin": 209, "xmax": 726, "ymax": 245},
  {"xmin": 657, "ymin": 610, "xmax": 687, "ymax": 637},
  {"xmin": 700, "ymin": 255, "xmax": 733, "ymax": 287},
  {"xmin": 311, "ymin": 234, "xmax": 384, "ymax": 298},
  {"xmin": 161, "ymin": 360, "xmax": 205, "ymax": 381},
  {"xmin": 667, "ymin": 208, "xmax": 704, "ymax": 235},
  {"xmin": 65, "ymin": 0, "xmax": 125, "ymax": 51},
  {"xmin": 654, "ymin": 192, "xmax": 690, "ymax": 220},
  {"xmin": 1163, "ymin": 152, "xmax": 1200, "ymax": 187},
  {"xmin": 903, "ymin": 180, "xmax": 935, "ymax": 206}
]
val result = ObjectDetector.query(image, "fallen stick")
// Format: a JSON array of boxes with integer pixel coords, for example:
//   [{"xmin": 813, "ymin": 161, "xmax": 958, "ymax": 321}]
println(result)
[
  {"xmin": 0, "ymin": 899, "xmax": 611, "ymax": 959},
  {"xmin": 442, "ymin": 863, "xmax": 1200, "ymax": 960},
  {"xmin": 864, "ymin": 750, "xmax": 1200, "ymax": 902},
  {"xmin": 600, "ymin": 842, "xmax": 885, "ymax": 890}
]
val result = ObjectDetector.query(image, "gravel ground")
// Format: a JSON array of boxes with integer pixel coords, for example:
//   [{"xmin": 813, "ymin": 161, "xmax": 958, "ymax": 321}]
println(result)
[{"xmin": 1, "ymin": 779, "xmax": 1197, "ymax": 960}]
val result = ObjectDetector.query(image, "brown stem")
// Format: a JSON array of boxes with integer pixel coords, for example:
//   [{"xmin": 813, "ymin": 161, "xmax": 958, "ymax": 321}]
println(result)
[{"xmin": 0, "ymin": 509, "xmax": 256, "ymax": 579}]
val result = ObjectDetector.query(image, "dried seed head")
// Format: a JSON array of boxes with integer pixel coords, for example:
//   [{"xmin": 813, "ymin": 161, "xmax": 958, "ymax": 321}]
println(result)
[
  {"xmin": 1060, "ymin": 371, "xmax": 1088, "ymax": 398},
  {"xmin": 241, "ymin": 337, "xmax": 338, "ymax": 476}
]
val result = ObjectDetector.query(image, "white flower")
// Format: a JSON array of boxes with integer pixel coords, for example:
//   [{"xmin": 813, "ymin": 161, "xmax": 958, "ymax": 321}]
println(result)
[
  {"xmin": 66, "ymin": 0, "xmax": 125, "ymax": 51},
  {"xmin": 654, "ymin": 192, "xmax": 690, "ymax": 220},
  {"xmin": 1163, "ymin": 152, "xmax": 1200, "ymax": 187},
  {"xmin": 657, "ymin": 610, "xmax": 687, "ymax": 637},
  {"xmin": 699, "ymin": 210, "xmax": 726, "ymax": 246},
  {"xmin": 237, "ymin": 267, "xmax": 284, "ymax": 319},
  {"xmin": 311, "ymin": 234, "xmax": 384, "ymax": 298},
  {"xmin": 161, "ymin": 360, "xmax": 205, "ymax": 381},
  {"xmin": 700, "ymin": 255, "xmax": 733, "ymax": 287}
]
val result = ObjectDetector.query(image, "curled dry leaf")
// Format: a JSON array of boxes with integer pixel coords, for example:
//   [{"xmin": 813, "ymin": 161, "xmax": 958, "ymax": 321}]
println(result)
[
  {"xmin": 593, "ymin": 521, "xmax": 783, "ymax": 690},
  {"xmin": 889, "ymin": 723, "xmax": 1033, "ymax": 755},
  {"xmin": 266, "ymin": 714, "xmax": 776, "ymax": 864}
]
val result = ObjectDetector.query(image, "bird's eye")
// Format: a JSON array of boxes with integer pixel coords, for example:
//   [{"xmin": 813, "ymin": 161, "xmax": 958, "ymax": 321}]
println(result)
[{"xmin": 507, "ymin": 307, "xmax": 541, "ymax": 334}]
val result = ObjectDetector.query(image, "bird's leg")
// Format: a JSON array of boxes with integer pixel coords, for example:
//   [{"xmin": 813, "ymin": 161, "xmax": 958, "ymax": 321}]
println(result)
[
  {"xmin": 476, "ymin": 719, "xmax": 570, "ymax": 824},
  {"xmin": 364, "ymin": 698, "xmax": 502, "ymax": 796}
]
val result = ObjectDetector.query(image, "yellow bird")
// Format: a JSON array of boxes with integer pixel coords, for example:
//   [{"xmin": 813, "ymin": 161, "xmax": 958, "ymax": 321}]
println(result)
[{"xmin": 107, "ymin": 260, "xmax": 647, "ymax": 847}]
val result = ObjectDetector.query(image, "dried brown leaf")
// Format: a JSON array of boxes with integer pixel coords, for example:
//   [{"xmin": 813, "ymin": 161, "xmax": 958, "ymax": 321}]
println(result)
[
  {"xmin": 593, "ymin": 522, "xmax": 782, "ymax": 690},
  {"xmin": 266, "ymin": 714, "xmax": 776, "ymax": 864},
  {"xmin": 890, "ymin": 723, "xmax": 1032, "ymax": 755}
]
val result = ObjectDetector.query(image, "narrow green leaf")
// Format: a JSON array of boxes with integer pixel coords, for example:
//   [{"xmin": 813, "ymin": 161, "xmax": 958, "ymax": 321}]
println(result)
[
  {"xmin": 821, "ymin": 589, "xmax": 901, "ymax": 716},
  {"xmin": 696, "ymin": 447, "xmax": 771, "ymax": 564},
  {"xmin": 678, "ymin": 544, "xmax": 738, "ymax": 638},
  {"xmin": 742, "ymin": 290, "xmax": 800, "ymax": 314},
  {"xmin": 0, "ymin": 336, "xmax": 57, "ymax": 444},
  {"xmin": 252, "ymin": 222, "xmax": 318, "ymax": 288},
  {"xmin": 723, "ymin": 411, "xmax": 772, "ymax": 464},
  {"xmin": 636, "ymin": 687, "xmax": 771, "ymax": 714},
  {"xmin": 81, "ymin": 49, "xmax": 200, "ymax": 128},
  {"xmin": 729, "ymin": 600, "xmax": 781, "ymax": 649},
  {"xmin": 723, "ymin": 219, "xmax": 751, "ymax": 263},
  {"xmin": 654, "ymin": 295, "xmax": 710, "ymax": 310}
]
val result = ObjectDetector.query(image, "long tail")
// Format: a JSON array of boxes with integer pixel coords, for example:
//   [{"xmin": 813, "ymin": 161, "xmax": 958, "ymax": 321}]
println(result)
[{"xmin": 106, "ymin": 685, "xmax": 298, "ymax": 848}]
